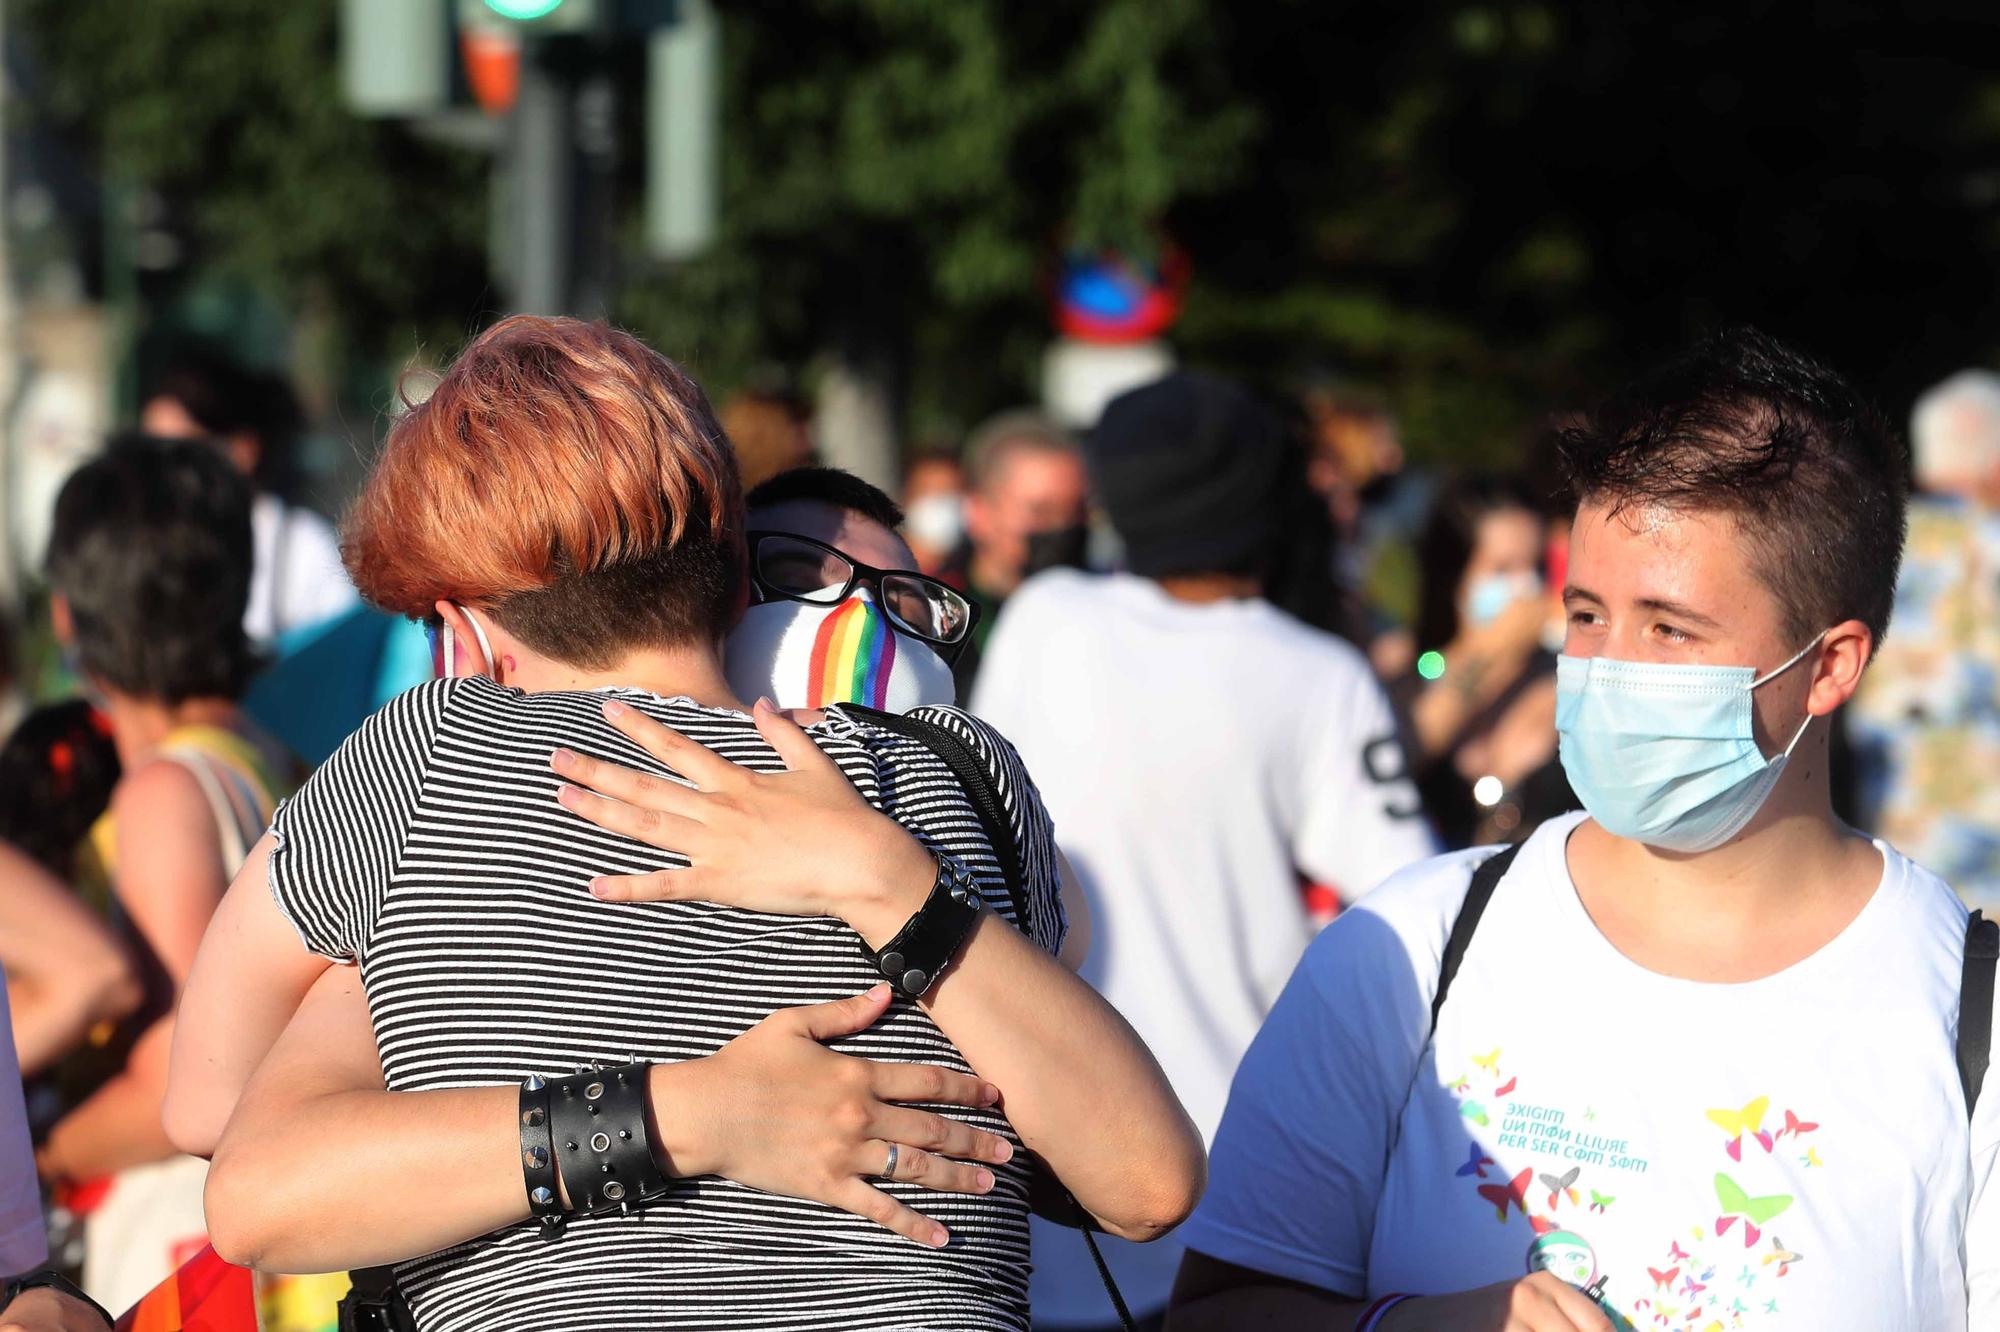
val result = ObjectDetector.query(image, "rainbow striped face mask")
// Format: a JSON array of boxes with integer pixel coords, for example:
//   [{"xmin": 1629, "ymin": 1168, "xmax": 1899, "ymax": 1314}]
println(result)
[{"xmin": 723, "ymin": 587, "xmax": 957, "ymax": 713}]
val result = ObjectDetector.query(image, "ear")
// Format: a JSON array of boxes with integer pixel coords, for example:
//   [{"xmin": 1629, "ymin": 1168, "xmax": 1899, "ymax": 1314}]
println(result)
[
  {"xmin": 432, "ymin": 600, "xmax": 487, "ymax": 679},
  {"xmin": 1806, "ymin": 619, "xmax": 1872, "ymax": 717},
  {"xmin": 49, "ymin": 594, "xmax": 73, "ymax": 646},
  {"xmin": 224, "ymin": 432, "xmax": 262, "ymax": 478}
]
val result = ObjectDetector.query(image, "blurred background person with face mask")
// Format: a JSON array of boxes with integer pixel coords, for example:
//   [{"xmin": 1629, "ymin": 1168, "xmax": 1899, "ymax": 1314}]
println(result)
[
  {"xmin": 1849, "ymin": 369, "xmax": 2000, "ymax": 909},
  {"xmin": 140, "ymin": 348, "xmax": 358, "ymax": 647},
  {"xmin": 940, "ymin": 411, "xmax": 1092, "ymax": 693},
  {"xmin": 898, "ymin": 447, "xmax": 969, "ymax": 578},
  {"xmin": 1395, "ymin": 475, "xmax": 1574, "ymax": 848}
]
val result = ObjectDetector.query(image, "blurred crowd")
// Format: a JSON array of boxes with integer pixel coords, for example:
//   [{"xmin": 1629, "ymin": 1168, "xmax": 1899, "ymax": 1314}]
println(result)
[{"xmin": 0, "ymin": 326, "xmax": 1995, "ymax": 1331}]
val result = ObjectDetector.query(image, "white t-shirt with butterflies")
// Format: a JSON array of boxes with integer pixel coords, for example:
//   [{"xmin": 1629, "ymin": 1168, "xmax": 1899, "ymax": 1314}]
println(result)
[{"xmin": 1178, "ymin": 810, "xmax": 2000, "ymax": 1331}]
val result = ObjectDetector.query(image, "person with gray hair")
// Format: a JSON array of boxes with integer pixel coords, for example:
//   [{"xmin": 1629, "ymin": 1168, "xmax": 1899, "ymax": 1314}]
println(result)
[
  {"xmin": 937, "ymin": 411, "xmax": 1093, "ymax": 692},
  {"xmin": 1849, "ymin": 368, "xmax": 2000, "ymax": 907}
]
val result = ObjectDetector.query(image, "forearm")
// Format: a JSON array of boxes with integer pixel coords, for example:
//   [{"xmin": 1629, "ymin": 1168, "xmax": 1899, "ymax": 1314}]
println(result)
[
  {"xmin": 205, "ymin": 1082, "xmax": 530, "ymax": 1272},
  {"xmin": 915, "ymin": 912, "xmax": 1203, "ymax": 1240},
  {"xmin": 40, "ymin": 1032, "xmax": 177, "ymax": 1182},
  {"xmin": 1168, "ymin": 1288, "xmax": 1366, "ymax": 1331}
]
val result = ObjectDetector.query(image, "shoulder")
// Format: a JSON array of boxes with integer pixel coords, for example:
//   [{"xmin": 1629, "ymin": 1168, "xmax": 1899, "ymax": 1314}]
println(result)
[{"xmin": 111, "ymin": 757, "xmax": 213, "ymax": 832}]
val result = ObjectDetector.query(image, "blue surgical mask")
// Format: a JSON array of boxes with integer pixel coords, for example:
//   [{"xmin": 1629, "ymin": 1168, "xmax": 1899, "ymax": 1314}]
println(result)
[
  {"xmin": 1464, "ymin": 571, "xmax": 1542, "ymax": 628},
  {"xmin": 1555, "ymin": 634, "xmax": 1824, "ymax": 853}
]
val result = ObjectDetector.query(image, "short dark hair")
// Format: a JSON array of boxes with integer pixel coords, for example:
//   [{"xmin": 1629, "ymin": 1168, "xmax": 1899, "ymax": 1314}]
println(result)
[
  {"xmin": 747, "ymin": 466, "xmax": 905, "ymax": 531},
  {"xmin": 47, "ymin": 436, "xmax": 259, "ymax": 703},
  {"xmin": 0, "ymin": 699, "xmax": 121, "ymax": 879},
  {"xmin": 1415, "ymin": 474, "xmax": 1545, "ymax": 654},
  {"xmin": 145, "ymin": 343, "xmax": 303, "ymax": 490},
  {"xmin": 1558, "ymin": 327, "xmax": 1907, "ymax": 649}
]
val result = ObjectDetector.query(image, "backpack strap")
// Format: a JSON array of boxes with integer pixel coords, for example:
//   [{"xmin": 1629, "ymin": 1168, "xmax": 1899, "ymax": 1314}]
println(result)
[
  {"xmin": 839, "ymin": 705, "xmax": 1029, "ymax": 925},
  {"xmin": 1430, "ymin": 844, "xmax": 1522, "ymax": 1040},
  {"xmin": 841, "ymin": 705, "xmax": 1131, "ymax": 1332},
  {"xmin": 1959, "ymin": 909, "xmax": 1999, "ymax": 1118}
]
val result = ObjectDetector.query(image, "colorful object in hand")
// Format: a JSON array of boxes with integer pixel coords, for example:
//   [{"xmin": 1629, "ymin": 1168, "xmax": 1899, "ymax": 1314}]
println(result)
[{"xmin": 808, "ymin": 595, "xmax": 898, "ymax": 710}]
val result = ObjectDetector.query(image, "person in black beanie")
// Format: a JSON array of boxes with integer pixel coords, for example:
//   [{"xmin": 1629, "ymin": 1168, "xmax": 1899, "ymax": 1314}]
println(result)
[{"xmin": 971, "ymin": 371, "xmax": 1437, "ymax": 1331}]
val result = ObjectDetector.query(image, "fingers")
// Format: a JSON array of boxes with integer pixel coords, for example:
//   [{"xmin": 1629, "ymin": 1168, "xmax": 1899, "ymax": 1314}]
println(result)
[
  {"xmin": 860, "ymin": 1139, "xmax": 996, "ymax": 1196},
  {"xmin": 829, "ymin": 1179, "xmax": 950, "ymax": 1249},
  {"xmin": 586, "ymin": 867, "xmax": 714, "ymax": 903},
  {"xmin": 597, "ymin": 698, "xmax": 741, "ymax": 790},
  {"xmin": 550, "ymin": 743, "xmax": 710, "ymax": 818},
  {"xmin": 869, "ymin": 1061, "xmax": 1003, "ymax": 1112},
  {"xmin": 556, "ymin": 780, "xmax": 706, "ymax": 848},
  {"xmin": 870, "ymin": 1105, "xmax": 1013, "ymax": 1166},
  {"xmin": 786, "ymin": 983, "xmax": 895, "ymax": 1040},
  {"xmin": 751, "ymin": 696, "xmax": 839, "ymax": 774},
  {"xmin": 1516, "ymin": 1273, "xmax": 1613, "ymax": 1332}
]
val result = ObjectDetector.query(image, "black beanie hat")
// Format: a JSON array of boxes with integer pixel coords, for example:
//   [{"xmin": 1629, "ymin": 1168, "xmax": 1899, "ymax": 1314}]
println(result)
[{"xmin": 1084, "ymin": 370, "xmax": 1287, "ymax": 579}]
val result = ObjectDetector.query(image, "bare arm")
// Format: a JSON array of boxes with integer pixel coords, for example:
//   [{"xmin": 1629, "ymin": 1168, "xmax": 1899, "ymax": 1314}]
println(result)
[
  {"xmin": 163, "ymin": 832, "xmax": 335, "ymax": 1157},
  {"xmin": 1165, "ymin": 1251, "xmax": 1613, "ymax": 1332},
  {"xmin": 41, "ymin": 764, "xmax": 228, "ymax": 1181},
  {"xmin": 1054, "ymin": 847, "xmax": 1091, "ymax": 972},
  {"xmin": 560, "ymin": 700, "xmax": 1205, "ymax": 1242},
  {"xmin": 0, "ymin": 841, "xmax": 139, "ymax": 1077},
  {"xmin": 206, "ymin": 973, "xmax": 1013, "ymax": 1272}
]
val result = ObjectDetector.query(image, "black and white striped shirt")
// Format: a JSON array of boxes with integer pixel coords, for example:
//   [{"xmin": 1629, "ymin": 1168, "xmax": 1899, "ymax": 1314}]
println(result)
[{"xmin": 268, "ymin": 676, "xmax": 1066, "ymax": 1331}]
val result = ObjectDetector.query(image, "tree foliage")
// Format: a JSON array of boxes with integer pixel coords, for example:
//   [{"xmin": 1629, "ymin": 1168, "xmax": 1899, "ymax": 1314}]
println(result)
[{"xmin": 17, "ymin": 0, "xmax": 2000, "ymax": 459}]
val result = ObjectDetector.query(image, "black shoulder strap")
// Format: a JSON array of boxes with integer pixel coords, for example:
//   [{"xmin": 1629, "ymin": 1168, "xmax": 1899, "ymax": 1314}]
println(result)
[
  {"xmin": 1429, "ymin": 844, "xmax": 1522, "ymax": 1039},
  {"xmin": 1959, "ymin": 909, "xmax": 1998, "ymax": 1118},
  {"xmin": 840, "ymin": 705, "xmax": 1028, "ymax": 925}
]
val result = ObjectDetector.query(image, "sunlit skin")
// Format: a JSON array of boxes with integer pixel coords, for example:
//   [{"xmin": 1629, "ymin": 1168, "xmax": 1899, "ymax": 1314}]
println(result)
[
  {"xmin": 1559, "ymin": 499, "xmax": 1885, "ymax": 984},
  {"xmin": 963, "ymin": 447, "xmax": 1090, "ymax": 597}
]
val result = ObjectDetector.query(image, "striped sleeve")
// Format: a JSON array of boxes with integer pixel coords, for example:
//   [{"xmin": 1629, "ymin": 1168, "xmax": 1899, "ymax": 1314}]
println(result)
[
  {"xmin": 267, "ymin": 679, "xmax": 456, "ymax": 961},
  {"xmin": 907, "ymin": 705, "xmax": 1068, "ymax": 957}
]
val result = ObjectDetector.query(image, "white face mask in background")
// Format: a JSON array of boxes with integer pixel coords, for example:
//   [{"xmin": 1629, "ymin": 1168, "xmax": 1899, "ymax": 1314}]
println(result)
[
  {"xmin": 724, "ymin": 587, "xmax": 957, "ymax": 713},
  {"xmin": 903, "ymin": 494, "xmax": 966, "ymax": 553},
  {"xmin": 1462, "ymin": 570, "xmax": 1544, "ymax": 629}
]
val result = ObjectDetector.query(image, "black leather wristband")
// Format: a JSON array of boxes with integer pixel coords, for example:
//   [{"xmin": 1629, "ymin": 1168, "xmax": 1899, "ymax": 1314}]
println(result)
[
  {"xmin": 549, "ymin": 1063, "xmax": 670, "ymax": 1215},
  {"xmin": 870, "ymin": 853, "xmax": 982, "ymax": 998},
  {"xmin": 3, "ymin": 1268, "xmax": 113, "ymax": 1329},
  {"xmin": 519, "ymin": 1075, "xmax": 565, "ymax": 1241}
]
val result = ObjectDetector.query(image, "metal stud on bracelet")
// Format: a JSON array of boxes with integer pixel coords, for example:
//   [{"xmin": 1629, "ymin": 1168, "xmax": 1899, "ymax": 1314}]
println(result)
[
  {"xmin": 518, "ymin": 1074, "xmax": 566, "ymax": 1241},
  {"xmin": 548, "ymin": 1061, "xmax": 669, "ymax": 1216}
]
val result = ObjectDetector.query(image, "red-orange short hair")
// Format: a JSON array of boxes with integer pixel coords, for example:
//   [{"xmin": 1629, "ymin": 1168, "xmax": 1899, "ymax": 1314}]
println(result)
[{"xmin": 343, "ymin": 316, "xmax": 743, "ymax": 666}]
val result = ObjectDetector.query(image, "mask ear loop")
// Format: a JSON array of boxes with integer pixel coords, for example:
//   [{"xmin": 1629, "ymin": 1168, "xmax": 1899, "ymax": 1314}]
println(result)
[
  {"xmin": 1752, "ymin": 630, "xmax": 1830, "ymax": 757},
  {"xmin": 444, "ymin": 603, "xmax": 499, "ymax": 678}
]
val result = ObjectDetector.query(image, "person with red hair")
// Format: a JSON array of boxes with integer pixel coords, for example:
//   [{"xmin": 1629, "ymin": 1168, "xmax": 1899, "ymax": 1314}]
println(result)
[{"xmin": 170, "ymin": 316, "xmax": 1198, "ymax": 1332}]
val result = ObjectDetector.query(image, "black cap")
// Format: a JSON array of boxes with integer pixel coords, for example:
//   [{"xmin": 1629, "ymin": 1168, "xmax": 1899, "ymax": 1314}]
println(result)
[{"xmin": 1085, "ymin": 370, "xmax": 1287, "ymax": 578}]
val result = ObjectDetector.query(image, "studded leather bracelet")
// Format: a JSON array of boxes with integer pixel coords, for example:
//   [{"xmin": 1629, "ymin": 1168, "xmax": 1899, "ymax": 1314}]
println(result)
[
  {"xmin": 547, "ymin": 1063, "xmax": 671, "ymax": 1217},
  {"xmin": 518, "ymin": 1075, "xmax": 565, "ymax": 1241},
  {"xmin": 868, "ymin": 852, "xmax": 983, "ymax": 999}
]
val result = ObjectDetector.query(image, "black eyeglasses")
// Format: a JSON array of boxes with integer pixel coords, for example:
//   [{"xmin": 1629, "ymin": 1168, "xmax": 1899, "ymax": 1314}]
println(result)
[{"xmin": 747, "ymin": 530, "xmax": 981, "ymax": 662}]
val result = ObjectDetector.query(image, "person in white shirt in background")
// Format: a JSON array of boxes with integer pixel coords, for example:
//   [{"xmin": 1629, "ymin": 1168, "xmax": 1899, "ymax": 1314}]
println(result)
[
  {"xmin": 1170, "ymin": 327, "xmax": 2000, "ymax": 1332},
  {"xmin": 140, "ymin": 347, "xmax": 358, "ymax": 645},
  {"xmin": 973, "ymin": 370, "xmax": 1437, "ymax": 1331}
]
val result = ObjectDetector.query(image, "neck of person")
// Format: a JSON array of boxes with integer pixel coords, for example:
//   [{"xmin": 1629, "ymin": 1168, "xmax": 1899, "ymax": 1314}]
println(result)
[
  {"xmin": 503, "ymin": 643, "xmax": 746, "ymax": 713},
  {"xmin": 101, "ymin": 691, "xmax": 244, "ymax": 768},
  {"xmin": 968, "ymin": 549, "xmax": 1020, "ymax": 601},
  {"xmin": 1154, "ymin": 571, "xmax": 1262, "ymax": 605},
  {"xmin": 1567, "ymin": 724, "xmax": 1882, "ymax": 983}
]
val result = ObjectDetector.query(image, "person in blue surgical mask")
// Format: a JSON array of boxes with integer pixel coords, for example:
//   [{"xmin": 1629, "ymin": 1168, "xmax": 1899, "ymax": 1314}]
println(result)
[
  {"xmin": 1171, "ymin": 327, "xmax": 2000, "ymax": 1332},
  {"xmin": 1399, "ymin": 475, "xmax": 1571, "ymax": 847}
]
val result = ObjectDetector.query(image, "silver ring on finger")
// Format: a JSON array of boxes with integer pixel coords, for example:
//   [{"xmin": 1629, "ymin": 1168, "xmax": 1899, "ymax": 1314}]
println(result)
[{"xmin": 880, "ymin": 1142, "xmax": 900, "ymax": 1179}]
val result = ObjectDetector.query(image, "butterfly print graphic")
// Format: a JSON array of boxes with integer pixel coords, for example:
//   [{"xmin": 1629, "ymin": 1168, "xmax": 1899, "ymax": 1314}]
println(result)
[
  {"xmin": 1761, "ymin": 1235, "xmax": 1804, "ymax": 1277},
  {"xmin": 1779, "ymin": 1109, "xmax": 1819, "ymax": 1139},
  {"xmin": 1588, "ymin": 1189, "xmax": 1614, "ymax": 1213},
  {"xmin": 1539, "ymin": 1166, "xmax": 1580, "ymax": 1210},
  {"xmin": 1713, "ymin": 1172, "xmax": 1793, "ymax": 1248},
  {"xmin": 1455, "ymin": 1143, "xmax": 1496, "ymax": 1178},
  {"xmin": 1476, "ymin": 1167, "xmax": 1532, "ymax": 1222},
  {"xmin": 1705, "ymin": 1096, "xmax": 1774, "ymax": 1161}
]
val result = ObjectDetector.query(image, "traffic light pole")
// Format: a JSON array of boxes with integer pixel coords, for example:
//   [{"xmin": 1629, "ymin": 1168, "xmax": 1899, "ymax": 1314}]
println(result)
[{"xmin": 510, "ymin": 45, "xmax": 574, "ymax": 315}]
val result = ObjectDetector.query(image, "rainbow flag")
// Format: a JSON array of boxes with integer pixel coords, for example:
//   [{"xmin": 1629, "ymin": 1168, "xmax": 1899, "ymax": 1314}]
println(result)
[
  {"xmin": 114, "ymin": 1247, "xmax": 348, "ymax": 1332},
  {"xmin": 807, "ymin": 598, "xmax": 897, "ymax": 709}
]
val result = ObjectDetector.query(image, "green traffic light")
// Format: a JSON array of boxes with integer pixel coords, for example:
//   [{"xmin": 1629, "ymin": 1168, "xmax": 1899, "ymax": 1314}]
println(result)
[{"xmin": 483, "ymin": 0, "xmax": 566, "ymax": 18}]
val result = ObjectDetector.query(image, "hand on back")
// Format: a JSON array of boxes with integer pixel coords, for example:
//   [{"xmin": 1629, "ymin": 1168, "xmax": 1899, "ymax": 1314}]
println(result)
[{"xmin": 1383, "ymin": 1274, "xmax": 1615, "ymax": 1332}]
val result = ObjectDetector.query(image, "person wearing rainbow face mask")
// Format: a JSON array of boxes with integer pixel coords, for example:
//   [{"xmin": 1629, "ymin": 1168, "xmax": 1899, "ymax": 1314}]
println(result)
[{"xmin": 1170, "ymin": 328, "xmax": 2000, "ymax": 1332}]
